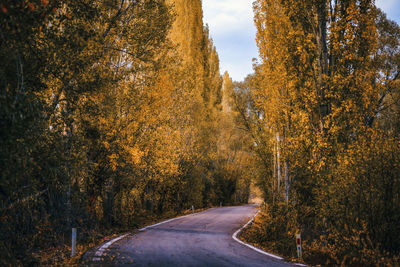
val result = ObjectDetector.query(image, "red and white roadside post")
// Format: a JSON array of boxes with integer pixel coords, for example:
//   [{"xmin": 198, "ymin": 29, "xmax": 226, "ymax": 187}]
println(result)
[{"xmin": 296, "ymin": 233, "xmax": 302, "ymax": 258}]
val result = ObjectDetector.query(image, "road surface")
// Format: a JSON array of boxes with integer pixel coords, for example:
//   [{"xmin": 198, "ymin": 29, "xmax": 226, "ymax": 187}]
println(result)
[{"xmin": 84, "ymin": 205, "xmax": 294, "ymax": 266}]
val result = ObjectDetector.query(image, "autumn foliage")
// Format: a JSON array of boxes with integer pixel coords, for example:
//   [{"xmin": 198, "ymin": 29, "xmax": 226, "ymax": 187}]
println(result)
[
  {"xmin": 238, "ymin": 0, "xmax": 400, "ymax": 265},
  {"xmin": 0, "ymin": 0, "xmax": 253, "ymax": 265},
  {"xmin": 1, "ymin": 0, "xmax": 399, "ymax": 266}
]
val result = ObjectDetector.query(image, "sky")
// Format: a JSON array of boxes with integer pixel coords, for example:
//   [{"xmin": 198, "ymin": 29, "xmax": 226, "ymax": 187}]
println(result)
[{"xmin": 202, "ymin": 0, "xmax": 400, "ymax": 82}]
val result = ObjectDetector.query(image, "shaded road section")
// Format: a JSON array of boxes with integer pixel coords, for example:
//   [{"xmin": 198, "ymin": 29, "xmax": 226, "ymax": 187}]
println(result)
[{"xmin": 86, "ymin": 205, "xmax": 294, "ymax": 266}]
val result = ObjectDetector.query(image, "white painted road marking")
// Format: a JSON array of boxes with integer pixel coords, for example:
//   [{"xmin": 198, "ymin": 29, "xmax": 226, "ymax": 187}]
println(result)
[
  {"xmin": 93, "ymin": 233, "xmax": 129, "ymax": 260},
  {"xmin": 232, "ymin": 211, "xmax": 308, "ymax": 266},
  {"xmin": 91, "ymin": 206, "xmax": 306, "ymax": 266},
  {"xmin": 93, "ymin": 208, "xmax": 215, "ymax": 261},
  {"xmin": 139, "ymin": 215, "xmax": 191, "ymax": 231},
  {"xmin": 232, "ymin": 211, "xmax": 284, "ymax": 260},
  {"xmin": 139, "ymin": 208, "xmax": 215, "ymax": 231}
]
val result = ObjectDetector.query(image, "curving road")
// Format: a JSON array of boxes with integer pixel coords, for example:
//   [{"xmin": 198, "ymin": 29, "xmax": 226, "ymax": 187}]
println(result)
[{"xmin": 84, "ymin": 205, "xmax": 294, "ymax": 266}]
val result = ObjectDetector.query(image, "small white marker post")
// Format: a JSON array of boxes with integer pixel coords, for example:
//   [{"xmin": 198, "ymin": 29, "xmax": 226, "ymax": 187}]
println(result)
[
  {"xmin": 72, "ymin": 228, "xmax": 77, "ymax": 257},
  {"xmin": 296, "ymin": 233, "xmax": 302, "ymax": 258},
  {"xmin": 191, "ymin": 205, "xmax": 194, "ymax": 213},
  {"xmin": 220, "ymin": 202, "xmax": 222, "ymax": 207}
]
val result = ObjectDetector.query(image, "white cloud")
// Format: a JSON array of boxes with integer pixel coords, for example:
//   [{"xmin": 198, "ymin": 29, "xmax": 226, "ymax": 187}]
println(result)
[
  {"xmin": 376, "ymin": 0, "xmax": 400, "ymax": 24},
  {"xmin": 203, "ymin": 0, "xmax": 254, "ymax": 35},
  {"xmin": 203, "ymin": 0, "xmax": 400, "ymax": 81},
  {"xmin": 203, "ymin": 0, "xmax": 257, "ymax": 81},
  {"xmin": 376, "ymin": 0, "xmax": 397, "ymax": 11}
]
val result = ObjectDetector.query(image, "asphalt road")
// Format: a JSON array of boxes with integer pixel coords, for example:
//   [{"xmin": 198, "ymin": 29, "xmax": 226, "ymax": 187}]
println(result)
[{"xmin": 85, "ymin": 205, "xmax": 294, "ymax": 266}]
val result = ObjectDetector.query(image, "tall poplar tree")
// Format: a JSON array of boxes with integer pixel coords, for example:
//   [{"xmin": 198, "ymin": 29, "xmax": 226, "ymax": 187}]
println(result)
[{"xmin": 251, "ymin": 0, "xmax": 400, "ymax": 264}]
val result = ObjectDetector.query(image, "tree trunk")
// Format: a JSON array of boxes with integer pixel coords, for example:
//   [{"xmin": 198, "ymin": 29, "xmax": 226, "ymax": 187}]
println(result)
[
  {"xmin": 284, "ymin": 161, "xmax": 289, "ymax": 204},
  {"xmin": 316, "ymin": 0, "xmax": 329, "ymax": 131},
  {"xmin": 273, "ymin": 144, "xmax": 277, "ymax": 205},
  {"xmin": 276, "ymin": 132, "xmax": 281, "ymax": 201}
]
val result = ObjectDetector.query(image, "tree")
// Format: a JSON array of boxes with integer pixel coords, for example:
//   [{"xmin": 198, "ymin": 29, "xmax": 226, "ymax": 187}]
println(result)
[{"xmin": 251, "ymin": 0, "xmax": 400, "ymax": 264}]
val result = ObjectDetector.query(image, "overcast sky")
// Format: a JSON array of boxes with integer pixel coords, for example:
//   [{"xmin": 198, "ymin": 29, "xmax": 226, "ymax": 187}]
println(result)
[{"xmin": 202, "ymin": 0, "xmax": 400, "ymax": 82}]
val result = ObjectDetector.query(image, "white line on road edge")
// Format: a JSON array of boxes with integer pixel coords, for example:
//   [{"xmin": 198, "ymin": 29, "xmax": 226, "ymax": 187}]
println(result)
[
  {"xmin": 232, "ymin": 211, "xmax": 284, "ymax": 261},
  {"xmin": 139, "ymin": 216, "xmax": 190, "ymax": 231},
  {"xmin": 92, "ymin": 208, "xmax": 216, "ymax": 261},
  {"xmin": 139, "ymin": 208, "xmax": 215, "ymax": 231},
  {"xmin": 93, "ymin": 233, "xmax": 129, "ymax": 261}
]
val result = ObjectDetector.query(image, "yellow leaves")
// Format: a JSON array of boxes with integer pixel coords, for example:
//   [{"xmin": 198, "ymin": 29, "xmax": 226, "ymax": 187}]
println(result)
[
  {"xmin": 249, "ymin": 2, "xmax": 400, "ymax": 265},
  {"xmin": 103, "ymin": 141, "xmax": 110, "ymax": 150},
  {"xmin": 108, "ymin": 154, "xmax": 119, "ymax": 171},
  {"xmin": 155, "ymin": 156, "xmax": 179, "ymax": 177},
  {"xmin": 127, "ymin": 146, "xmax": 144, "ymax": 165}
]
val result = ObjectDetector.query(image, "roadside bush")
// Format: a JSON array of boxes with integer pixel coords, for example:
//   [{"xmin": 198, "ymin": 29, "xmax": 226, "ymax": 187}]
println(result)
[
  {"xmin": 240, "ymin": 203, "xmax": 298, "ymax": 258},
  {"xmin": 243, "ymin": 132, "xmax": 400, "ymax": 266},
  {"xmin": 315, "ymin": 132, "xmax": 400, "ymax": 266}
]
